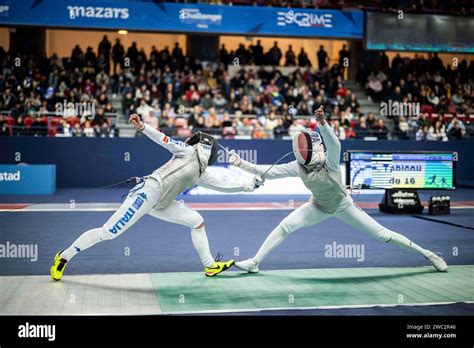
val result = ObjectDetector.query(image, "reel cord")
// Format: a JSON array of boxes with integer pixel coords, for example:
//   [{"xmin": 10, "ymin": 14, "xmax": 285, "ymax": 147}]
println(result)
[{"xmin": 0, "ymin": 176, "xmax": 146, "ymax": 213}]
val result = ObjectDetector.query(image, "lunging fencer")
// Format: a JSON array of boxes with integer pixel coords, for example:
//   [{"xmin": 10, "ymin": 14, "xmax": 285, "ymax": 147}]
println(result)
[
  {"xmin": 229, "ymin": 106, "xmax": 448, "ymax": 273},
  {"xmin": 51, "ymin": 114, "xmax": 258, "ymax": 280}
]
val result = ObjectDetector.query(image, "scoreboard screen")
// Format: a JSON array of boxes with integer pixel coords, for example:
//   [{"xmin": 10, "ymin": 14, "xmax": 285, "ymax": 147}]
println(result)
[{"xmin": 345, "ymin": 151, "xmax": 456, "ymax": 190}]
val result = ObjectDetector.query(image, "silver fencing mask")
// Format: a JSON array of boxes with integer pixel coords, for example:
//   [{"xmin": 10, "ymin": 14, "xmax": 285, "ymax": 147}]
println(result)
[{"xmin": 292, "ymin": 131, "xmax": 326, "ymax": 169}]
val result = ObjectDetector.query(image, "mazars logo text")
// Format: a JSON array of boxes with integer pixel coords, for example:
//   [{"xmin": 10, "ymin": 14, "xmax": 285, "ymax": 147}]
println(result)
[
  {"xmin": 18, "ymin": 322, "xmax": 55, "ymax": 341},
  {"xmin": 67, "ymin": 6, "xmax": 129, "ymax": 20},
  {"xmin": 0, "ymin": 170, "xmax": 20, "ymax": 181},
  {"xmin": 277, "ymin": 10, "xmax": 332, "ymax": 28}
]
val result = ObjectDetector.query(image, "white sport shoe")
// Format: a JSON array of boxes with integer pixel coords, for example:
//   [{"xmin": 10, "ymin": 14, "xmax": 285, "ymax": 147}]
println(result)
[
  {"xmin": 235, "ymin": 258, "xmax": 259, "ymax": 273},
  {"xmin": 427, "ymin": 253, "xmax": 448, "ymax": 272}
]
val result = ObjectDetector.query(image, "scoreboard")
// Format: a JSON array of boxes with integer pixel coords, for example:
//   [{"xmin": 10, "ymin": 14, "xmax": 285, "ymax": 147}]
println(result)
[{"xmin": 345, "ymin": 151, "xmax": 456, "ymax": 190}]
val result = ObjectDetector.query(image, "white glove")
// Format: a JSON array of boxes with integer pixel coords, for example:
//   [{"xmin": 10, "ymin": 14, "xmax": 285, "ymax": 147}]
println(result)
[
  {"xmin": 228, "ymin": 150, "xmax": 242, "ymax": 167},
  {"xmin": 315, "ymin": 105, "xmax": 326, "ymax": 125},
  {"xmin": 244, "ymin": 175, "xmax": 265, "ymax": 192},
  {"xmin": 254, "ymin": 175, "xmax": 265, "ymax": 189}
]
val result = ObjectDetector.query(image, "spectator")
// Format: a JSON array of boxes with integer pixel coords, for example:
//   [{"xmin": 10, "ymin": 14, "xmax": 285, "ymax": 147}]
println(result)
[
  {"xmin": 251, "ymin": 40, "xmax": 264, "ymax": 66},
  {"xmin": 366, "ymin": 112, "xmax": 377, "ymax": 129},
  {"xmin": 273, "ymin": 118, "xmax": 287, "ymax": 139},
  {"xmin": 355, "ymin": 115, "xmax": 369, "ymax": 138},
  {"xmin": 317, "ymin": 45, "xmax": 328, "ymax": 70},
  {"xmin": 172, "ymin": 42, "xmax": 184, "ymax": 60},
  {"xmin": 98, "ymin": 35, "xmax": 111, "ymax": 73},
  {"xmin": 332, "ymin": 120, "xmax": 346, "ymax": 140},
  {"xmin": 200, "ymin": 93, "xmax": 213, "ymax": 110},
  {"xmin": 212, "ymin": 92, "xmax": 228, "ymax": 112},
  {"xmin": 447, "ymin": 116, "xmax": 466, "ymax": 137},
  {"xmin": 416, "ymin": 125, "xmax": 430, "ymax": 141},
  {"xmin": 285, "ymin": 45, "xmax": 296, "ymax": 66},
  {"xmin": 265, "ymin": 112, "xmax": 278, "ymax": 134},
  {"xmin": 398, "ymin": 116, "xmax": 410, "ymax": 133},
  {"xmin": 339, "ymin": 44, "xmax": 350, "ymax": 77},
  {"xmin": 288, "ymin": 119, "xmax": 306, "ymax": 137},
  {"xmin": 372, "ymin": 118, "xmax": 388, "ymax": 139},
  {"xmin": 267, "ymin": 42, "xmax": 282, "ymax": 66},
  {"xmin": 112, "ymin": 39, "xmax": 125, "ymax": 75},
  {"xmin": 219, "ymin": 44, "xmax": 229, "ymax": 65},
  {"xmin": 122, "ymin": 92, "xmax": 135, "ymax": 118},
  {"xmin": 252, "ymin": 122, "xmax": 267, "ymax": 139},
  {"xmin": 142, "ymin": 110, "xmax": 158, "ymax": 129},
  {"xmin": 428, "ymin": 120, "xmax": 448, "ymax": 141},
  {"xmin": 83, "ymin": 120, "xmax": 94, "ymax": 137},
  {"xmin": 298, "ymin": 48, "xmax": 311, "ymax": 67},
  {"xmin": 447, "ymin": 121, "xmax": 464, "ymax": 140},
  {"xmin": 126, "ymin": 42, "xmax": 139, "ymax": 66},
  {"xmin": 222, "ymin": 112, "xmax": 233, "ymax": 128}
]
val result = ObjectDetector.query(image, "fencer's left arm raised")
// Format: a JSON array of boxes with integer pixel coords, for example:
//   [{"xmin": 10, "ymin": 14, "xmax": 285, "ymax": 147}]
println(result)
[
  {"xmin": 318, "ymin": 117, "xmax": 341, "ymax": 172},
  {"xmin": 196, "ymin": 171, "xmax": 255, "ymax": 193},
  {"xmin": 129, "ymin": 114, "xmax": 193, "ymax": 157}
]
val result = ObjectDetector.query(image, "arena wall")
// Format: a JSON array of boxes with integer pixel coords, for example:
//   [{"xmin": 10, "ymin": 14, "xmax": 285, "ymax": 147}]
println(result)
[{"xmin": 1, "ymin": 138, "xmax": 472, "ymax": 188}]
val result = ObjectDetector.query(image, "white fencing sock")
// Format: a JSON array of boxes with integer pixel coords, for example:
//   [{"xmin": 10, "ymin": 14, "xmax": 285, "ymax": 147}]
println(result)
[
  {"xmin": 384, "ymin": 229, "xmax": 432, "ymax": 257},
  {"xmin": 191, "ymin": 226, "xmax": 215, "ymax": 267},
  {"xmin": 61, "ymin": 227, "xmax": 104, "ymax": 261},
  {"xmin": 254, "ymin": 224, "xmax": 289, "ymax": 264}
]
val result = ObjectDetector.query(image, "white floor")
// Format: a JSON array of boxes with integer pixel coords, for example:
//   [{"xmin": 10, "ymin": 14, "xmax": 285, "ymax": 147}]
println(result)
[{"xmin": 0, "ymin": 273, "xmax": 162, "ymax": 315}]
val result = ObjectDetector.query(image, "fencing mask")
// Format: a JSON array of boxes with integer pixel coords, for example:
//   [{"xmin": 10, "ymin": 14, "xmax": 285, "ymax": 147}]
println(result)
[
  {"xmin": 292, "ymin": 131, "xmax": 326, "ymax": 169},
  {"xmin": 186, "ymin": 131, "xmax": 218, "ymax": 166}
]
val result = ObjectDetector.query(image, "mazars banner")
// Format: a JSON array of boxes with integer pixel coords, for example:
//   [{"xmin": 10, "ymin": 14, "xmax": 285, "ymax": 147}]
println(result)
[{"xmin": 0, "ymin": 0, "xmax": 363, "ymax": 38}]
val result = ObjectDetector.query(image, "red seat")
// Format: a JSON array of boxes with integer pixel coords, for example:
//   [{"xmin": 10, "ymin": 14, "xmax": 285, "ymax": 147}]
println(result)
[
  {"xmin": 421, "ymin": 105, "xmax": 433, "ymax": 114},
  {"xmin": 50, "ymin": 117, "xmax": 63, "ymax": 127},
  {"xmin": 5, "ymin": 116, "xmax": 15, "ymax": 126},
  {"xmin": 457, "ymin": 114, "xmax": 466, "ymax": 123},
  {"xmin": 443, "ymin": 113, "xmax": 454, "ymax": 123},
  {"xmin": 24, "ymin": 116, "xmax": 33, "ymax": 127},
  {"xmin": 67, "ymin": 117, "xmax": 80, "ymax": 127}
]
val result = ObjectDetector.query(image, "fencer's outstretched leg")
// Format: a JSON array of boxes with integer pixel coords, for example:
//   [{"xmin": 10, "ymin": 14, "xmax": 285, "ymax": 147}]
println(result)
[
  {"xmin": 235, "ymin": 202, "xmax": 330, "ymax": 273},
  {"xmin": 148, "ymin": 201, "xmax": 235, "ymax": 277},
  {"xmin": 51, "ymin": 180, "xmax": 161, "ymax": 281},
  {"xmin": 336, "ymin": 202, "xmax": 448, "ymax": 272}
]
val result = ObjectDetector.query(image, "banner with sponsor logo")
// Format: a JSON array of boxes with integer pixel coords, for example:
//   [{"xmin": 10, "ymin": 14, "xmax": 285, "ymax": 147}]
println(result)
[
  {"xmin": 0, "ymin": 0, "xmax": 363, "ymax": 38},
  {"xmin": 0, "ymin": 165, "xmax": 56, "ymax": 195}
]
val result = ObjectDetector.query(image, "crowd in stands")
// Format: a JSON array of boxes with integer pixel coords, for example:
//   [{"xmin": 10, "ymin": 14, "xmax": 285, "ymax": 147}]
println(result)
[
  {"xmin": 358, "ymin": 51, "xmax": 473, "ymax": 141},
  {"xmin": 0, "ymin": 36, "xmax": 118, "ymax": 137},
  {"xmin": 0, "ymin": 35, "xmax": 472, "ymax": 141}
]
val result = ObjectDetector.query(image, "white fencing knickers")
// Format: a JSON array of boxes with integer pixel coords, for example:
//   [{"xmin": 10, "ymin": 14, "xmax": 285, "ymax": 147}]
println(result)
[
  {"xmin": 61, "ymin": 178, "xmax": 210, "ymax": 265},
  {"xmin": 253, "ymin": 195, "xmax": 432, "ymax": 263}
]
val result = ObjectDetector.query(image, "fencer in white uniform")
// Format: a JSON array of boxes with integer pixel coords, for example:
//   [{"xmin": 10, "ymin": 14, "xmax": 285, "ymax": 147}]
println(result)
[
  {"xmin": 230, "ymin": 107, "xmax": 448, "ymax": 273},
  {"xmin": 51, "ymin": 114, "xmax": 257, "ymax": 280}
]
